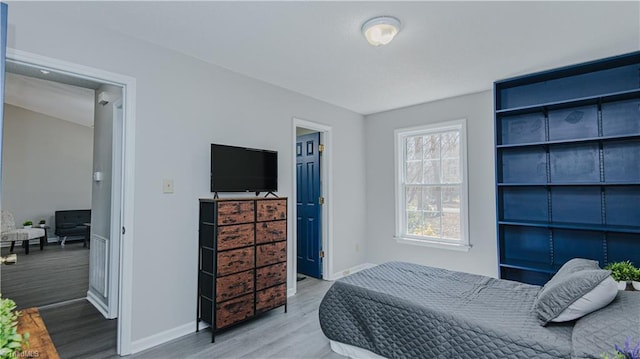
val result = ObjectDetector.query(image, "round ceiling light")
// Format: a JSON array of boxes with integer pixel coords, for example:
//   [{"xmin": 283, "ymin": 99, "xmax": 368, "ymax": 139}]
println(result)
[{"xmin": 361, "ymin": 16, "xmax": 401, "ymax": 46}]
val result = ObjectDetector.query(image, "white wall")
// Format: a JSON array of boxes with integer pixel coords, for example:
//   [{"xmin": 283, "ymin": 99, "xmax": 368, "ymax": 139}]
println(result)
[
  {"xmin": 1, "ymin": 104, "xmax": 93, "ymax": 231},
  {"xmin": 364, "ymin": 91, "xmax": 498, "ymax": 277},
  {"xmin": 6, "ymin": 3, "xmax": 366, "ymax": 345}
]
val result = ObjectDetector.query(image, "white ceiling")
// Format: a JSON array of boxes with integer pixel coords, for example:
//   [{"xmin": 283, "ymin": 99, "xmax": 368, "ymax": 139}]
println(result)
[
  {"xmin": 9, "ymin": 1, "xmax": 640, "ymax": 115},
  {"xmin": 4, "ymin": 72, "xmax": 95, "ymax": 128}
]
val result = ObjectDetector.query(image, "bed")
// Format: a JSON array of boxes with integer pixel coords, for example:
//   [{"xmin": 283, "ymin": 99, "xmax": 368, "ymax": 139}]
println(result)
[{"xmin": 319, "ymin": 261, "xmax": 640, "ymax": 359}]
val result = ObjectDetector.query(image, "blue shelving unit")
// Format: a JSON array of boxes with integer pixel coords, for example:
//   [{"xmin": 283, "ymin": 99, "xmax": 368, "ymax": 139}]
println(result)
[{"xmin": 495, "ymin": 51, "xmax": 640, "ymax": 285}]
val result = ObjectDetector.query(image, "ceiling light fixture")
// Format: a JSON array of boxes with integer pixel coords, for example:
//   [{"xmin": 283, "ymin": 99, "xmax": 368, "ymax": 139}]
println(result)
[
  {"xmin": 39, "ymin": 69, "xmax": 50, "ymax": 75},
  {"xmin": 362, "ymin": 16, "xmax": 401, "ymax": 46}
]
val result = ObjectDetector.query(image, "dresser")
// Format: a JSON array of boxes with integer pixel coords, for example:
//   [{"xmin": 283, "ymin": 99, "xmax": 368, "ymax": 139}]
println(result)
[{"xmin": 197, "ymin": 197, "xmax": 288, "ymax": 342}]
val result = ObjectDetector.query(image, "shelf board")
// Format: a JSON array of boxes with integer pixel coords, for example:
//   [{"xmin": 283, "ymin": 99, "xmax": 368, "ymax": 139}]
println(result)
[
  {"xmin": 495, "ymin": 88, "xmax": 640, "ymax": 115},
  {"xmin": 497, "ymin": 182, "xmax": 640, "ymax": 187},
  {"xmin": 499, "ymin": 261, "xmax": 557, "ymax": 274},
  {"xmin": 497, "ymin": 133, "xmax": 640, "ymax": 149},
  {"xmin": 498, "ymin": 220, "xmax": 640, "ymax": 234}
]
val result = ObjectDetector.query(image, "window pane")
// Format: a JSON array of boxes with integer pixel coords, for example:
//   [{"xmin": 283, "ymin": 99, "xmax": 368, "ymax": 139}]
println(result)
[
  {"xmin": 442, "ymin": 158, "xmax": 460, "ymax": 183},
  {"xmin": 423, "ymin": 159, "xmax": 441, "ymax": 184},
  {"xmin": 406, "ymin": 136, "xmax": 423, "ymax": 161},
  {"xmin": 423, "ymin": 134, "xmax": 440, "ymax": 160},
  {"xmin": 442, "ymin": 186, "xmax": 461, "ymax": 240},
  {"xmin": 423, "ymin": 212, "xmax": 442, "ymax": 238},
  {"xmin": 405, "ymin": 186, "xmax": 422, "ymax": 211},
  {"xmin": 406, "ymin": 161, "xmax": 423, "ymax": 184},
  {"xmin": 406, "ymin": 210, "xmax": 423, "ymax": 236},
  {"xmin": 422, "ymin": 187, "xmax": 442, "ymax": 217},
  {"xmin": 441, "ymin": 131, "xmax": 460, "ymax": 158}
]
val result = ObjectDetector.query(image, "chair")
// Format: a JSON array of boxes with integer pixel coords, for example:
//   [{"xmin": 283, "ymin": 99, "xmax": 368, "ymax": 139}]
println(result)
[{"xmin": 1, "ymin": 210, "xmax": 46, "ymax": 255}]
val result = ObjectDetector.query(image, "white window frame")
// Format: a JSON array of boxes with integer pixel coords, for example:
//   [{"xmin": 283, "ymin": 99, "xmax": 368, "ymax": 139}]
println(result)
[{"xmin": 394, "ymin": 119, "xmax": 471, "ymax": 251}]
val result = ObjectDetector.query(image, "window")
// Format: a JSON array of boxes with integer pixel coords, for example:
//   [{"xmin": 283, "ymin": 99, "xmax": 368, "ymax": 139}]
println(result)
[{"xmin": 394, "ymin": 119, "xmax": 470, "ymax": 250}]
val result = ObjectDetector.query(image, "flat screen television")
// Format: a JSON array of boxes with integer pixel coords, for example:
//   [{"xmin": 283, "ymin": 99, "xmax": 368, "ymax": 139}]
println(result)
[{"xmin": 211, "ymin": 144, "xmax": 278, "ymax": 193}]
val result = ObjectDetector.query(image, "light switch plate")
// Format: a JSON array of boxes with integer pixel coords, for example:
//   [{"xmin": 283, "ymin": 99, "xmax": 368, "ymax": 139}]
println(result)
[{"xmin": 163, "ymin": 179, "xmax": 174, "ymax": 193}]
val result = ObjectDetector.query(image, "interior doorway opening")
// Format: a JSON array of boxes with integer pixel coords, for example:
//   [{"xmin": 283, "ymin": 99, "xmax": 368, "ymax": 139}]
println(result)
[
  {"xmin": 291, "ymin": 118, "xmax": 333, "ymax": 294},
  {"xmin": 1, "ymin": 49, "xmax": 136, "ymax": 355}
]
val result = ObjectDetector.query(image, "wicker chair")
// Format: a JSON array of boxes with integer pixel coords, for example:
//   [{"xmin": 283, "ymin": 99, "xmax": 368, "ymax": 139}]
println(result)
[{"xmin": 1, "ymin": 210, "xmax": 46, "ymax": 254}]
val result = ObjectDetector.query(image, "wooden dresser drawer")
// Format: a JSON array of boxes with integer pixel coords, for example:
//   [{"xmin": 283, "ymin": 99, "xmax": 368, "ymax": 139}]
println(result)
[
  {"xmin": 256, "ymin": 220, "xmax": 286, "ymax": 244},
  {"xmin": 217, "ymin": 223, "xmax": 255, "ymax": 250},
  {"xmin": 256, "ymin": 262, "xmax": 286, "ymax": 291},
  {"xmin": 256, "ymin": 199, "xmax": 287, "ymax": 222},
  {"xmin": 256, "ymin": 241, "xmax": 287, "ymax": 267},
  {"xmin": 216, "ymin": 269, "xmax": 254, "ymax": 302},
  {"xmin": 217, "ymin": 201, "xmax": 255, "ymax": 225},
  {"xmin": 216, "ymin": 293, "xmax": 254, "ymax": 329},
  {"xmin": 256, "ymin": 283, "xmax": 286, "ymax": 313},
  {"xmin": 217, "ymin": 247, "xmax": 254, "ymax": 276}
]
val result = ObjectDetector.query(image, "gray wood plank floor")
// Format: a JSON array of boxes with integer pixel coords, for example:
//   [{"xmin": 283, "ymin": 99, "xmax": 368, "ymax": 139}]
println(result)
[
  {"xmin": 3, "ymin": 244, "xmax": 344, "ymax": 359},
  {"xmin": 1, "ymin": 241, "xmax": 89, "ymax": 309},
  {"xmin": 128, "ymin": 276, "xmax": 344, "ymax": 359}
]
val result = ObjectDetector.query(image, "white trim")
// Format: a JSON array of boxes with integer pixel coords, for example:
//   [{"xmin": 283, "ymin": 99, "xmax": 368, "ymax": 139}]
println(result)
[
  {"xmin": 291, "ymin": 118, "xmax": 333, "ymax": 292},
  {"xmin": 130, "ymin": 322, "xmax": 193, "ymax": 355},
  {"xmin": 6, "ymin": 48, "xmax": 137, "ymax": 356},
  {"xmin": 328, "ymin": 262, "xmax": 377, "ymax": 281},
  {"xmin": 86, "ymin": 290, "xmax": 110, "ymax": 319},
  {"xmin": 287, "ymin": 287, "xmax": 296, "ymax": 297},
  {"xmin": 395, "ymin": 236, "xmax": 471, "ymax": 252},
  {"xmin": 108, "ymin": 98, "xmax": 123, "ymax": 319},
  {"xmin": 394, "ymin": 118, "xmax": 470, "ymax": 250}
]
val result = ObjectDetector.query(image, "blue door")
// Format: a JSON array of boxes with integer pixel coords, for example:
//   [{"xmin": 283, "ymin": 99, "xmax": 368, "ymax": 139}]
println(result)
[
  {"xmin": 296, "ymin": 132, "xmax": 322, "ymax": 278},
  {"xmin": 0, "ymin": 2, "xmax": 7, "ymax": 205}
]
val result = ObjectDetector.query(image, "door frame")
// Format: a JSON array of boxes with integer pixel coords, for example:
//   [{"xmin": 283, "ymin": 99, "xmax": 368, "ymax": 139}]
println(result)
[
  {"xmin": 291, "ymin": 118, "xmax": 332, "ymax": 294},
  {"xmin": 5, "ymin": 48, "xmax": 137, "ymax": 355},
  {"xmin": 108, "ymin": 98, "xmax": 124, "ymax": 318}
]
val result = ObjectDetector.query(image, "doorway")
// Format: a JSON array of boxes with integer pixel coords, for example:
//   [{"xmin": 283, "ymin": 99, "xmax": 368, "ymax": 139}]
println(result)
[
  {"xmin": 292, "ymin": 118, "xmax": 333, "ymax": 291},
  {"xmin": 2, "ymin": 49, "xmax": 136, "ymax": 355}
]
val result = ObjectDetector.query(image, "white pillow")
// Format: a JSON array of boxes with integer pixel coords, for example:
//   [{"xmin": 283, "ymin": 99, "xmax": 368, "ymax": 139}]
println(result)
[{"xmin": 551, "ymin": 276, "xmax": 618, "ymax": 322}]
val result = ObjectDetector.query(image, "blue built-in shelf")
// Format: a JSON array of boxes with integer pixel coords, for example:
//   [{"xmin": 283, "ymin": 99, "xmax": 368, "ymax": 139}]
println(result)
[
  {"xmin": 495, "ymin": 51, "xmax": 640, "ymax": 286},
  {"xmin": 496, "ymin": 133, "xmax": 640, "ymax": 149},
  {"xmin": 499, "ymin": 261, "xmax": 558, "ymax": 274},
  {"xmin": 495, "ymin": 88, "xmax": 640, "ymax": 116},
  {"xmin": 498, "ymin": 182, "xmax": 640, "ymax": 186},
  {"xmin": 498, "ymin": 221, "xmax": 640, "ymax": 234}
]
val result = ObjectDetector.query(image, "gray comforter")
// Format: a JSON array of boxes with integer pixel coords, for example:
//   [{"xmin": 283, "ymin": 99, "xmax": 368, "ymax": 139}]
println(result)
[{"xmin": 319, "ymin": 261, "xmax": 640, "ymax": 359}]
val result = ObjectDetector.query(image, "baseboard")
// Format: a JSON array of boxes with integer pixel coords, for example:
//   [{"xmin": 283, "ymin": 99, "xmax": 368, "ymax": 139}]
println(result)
[
  {"xmin": 86, "ymin": 290, "xmax": 112, "ymax": 319},
  {"xmin": 328, "ymin": 262, "xmax": 376, "ymax": 281},
  {"xmin": 130, "ymin": 321, "xmax": 197, "ymax": 354}
]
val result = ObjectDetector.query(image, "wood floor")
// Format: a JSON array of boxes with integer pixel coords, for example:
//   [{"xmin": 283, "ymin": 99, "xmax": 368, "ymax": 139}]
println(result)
[
  {"xmin": 1, "ymin": 240, "xmax": 89, "ymax": 309},
  {"xmin": 39, "ymin": 299, "xmax": 117, "ymax": 359},
  {"xmin": 35, "ymin": 275, "xmax": 343, "ymax": 358},
  {"xmin": 128, "ymin": 276, "xmax": 343, "ymax": 359},
  {"xmin": 2, "ymin": 243, "xmax": 344, "ymax": 358}
]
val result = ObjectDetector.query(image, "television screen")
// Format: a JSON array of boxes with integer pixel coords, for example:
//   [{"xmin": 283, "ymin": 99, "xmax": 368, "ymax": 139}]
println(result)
[{"xmin": 211, "ymin": 144, "xmax": 278, "ymax": 193}]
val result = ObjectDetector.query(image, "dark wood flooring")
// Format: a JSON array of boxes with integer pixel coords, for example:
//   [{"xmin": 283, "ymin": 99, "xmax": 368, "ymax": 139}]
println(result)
[
  {"xmin": 1, "ymin": 241, "xmax": 89, "ymax": 309},
  {"xmin": 2, "ymin": 240, "xmax": 118, "ymax": 358},
  {"xmin": 39, "ymin": 299, "xmax": 117, "ymax": 359}
]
